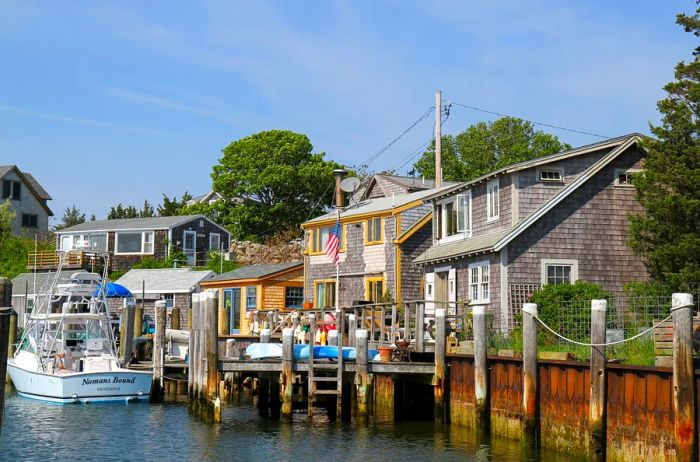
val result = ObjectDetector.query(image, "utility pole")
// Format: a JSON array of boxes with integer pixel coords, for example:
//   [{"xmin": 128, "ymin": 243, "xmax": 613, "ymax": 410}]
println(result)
[{"xmin": 435, "ymin": 90, "xmax": 442, "ymax": 187}]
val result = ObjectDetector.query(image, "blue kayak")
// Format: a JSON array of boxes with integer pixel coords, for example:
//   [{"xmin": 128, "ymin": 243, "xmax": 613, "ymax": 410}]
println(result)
[{"xmin": 246, "ymin": 343, "xmax": 377, "ymax": 361}]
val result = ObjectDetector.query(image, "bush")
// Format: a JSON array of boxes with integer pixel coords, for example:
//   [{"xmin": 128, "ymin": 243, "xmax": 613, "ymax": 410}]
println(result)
[{"xmin": 530, "ymin": 281, "xmax": 610, "ymax": 346}]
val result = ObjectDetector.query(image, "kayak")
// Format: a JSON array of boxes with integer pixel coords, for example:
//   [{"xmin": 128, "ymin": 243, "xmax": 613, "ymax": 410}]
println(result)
[{"xmin": 245, "ymin": 343, "xmax": 377, "ymax": 361}]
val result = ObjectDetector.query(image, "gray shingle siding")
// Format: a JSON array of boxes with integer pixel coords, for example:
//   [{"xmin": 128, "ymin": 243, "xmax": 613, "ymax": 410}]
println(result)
[
  {"xmin": 2, "ymin": 168, "xmax": 51, "ymax": 237},
  {"xmin": 400, "ymin": 223, "xmax": 432, "ymax": 300},
  {"xmin": 400, "ymin": 203, "xmax": 431, "ymax": 233}
]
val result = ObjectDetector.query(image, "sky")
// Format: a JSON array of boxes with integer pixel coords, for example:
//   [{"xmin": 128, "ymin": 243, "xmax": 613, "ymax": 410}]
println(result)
[{"xmin": 0, "ymin": 1, "xmax": 696, "ymax": 224}]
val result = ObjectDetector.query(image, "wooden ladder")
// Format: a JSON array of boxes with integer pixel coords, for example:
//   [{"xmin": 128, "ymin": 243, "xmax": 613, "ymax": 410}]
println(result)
[{"xmin": 307, "ymin": 312, "xmax": 344, "ymax": 416}]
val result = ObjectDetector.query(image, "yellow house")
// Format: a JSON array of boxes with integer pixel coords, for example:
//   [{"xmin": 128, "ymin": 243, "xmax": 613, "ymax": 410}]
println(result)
[{"xmin": 199, "ymin": 262, "xmax": 304, "ymax": 335}]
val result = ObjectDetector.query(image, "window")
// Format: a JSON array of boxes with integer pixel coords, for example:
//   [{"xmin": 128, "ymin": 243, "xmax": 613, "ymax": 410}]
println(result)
[
  {"xmin": 614, "ymin": 168, "xmax": 640, "ymax": 187},
  {"xmin": 26, "ymin": 296, "xmax": 34, "ymax": 313},
  {"xmin": 21, "ymin": 214, "xmax": 38, "ymax": 228},
  {"xmin": 285, "ymin": 287, "xmax": 304, "ymax": 308},
  {"xmin": 487, "ymin": 179, "xmax": 499, "ymax": 221},
  {"xmin": 209, "ymin": 233, "xmax": 221, "ymax": 251},
  {"xmin": 469, "ymin": 261, "xmax": 490, "ymax": 303},
  {"xmin": 60, "ymin": 233, "xmax": 107, "ymax": 251},
  {"xmin": 541, "ymin": 259, "xmax": 579, "ymax": 286},
  {"xmin": 437, "ymin": 192, "xmax": 471, "ymax": 240},
  {"xmin": 246, "ymin": 287, "xmax": 257, "ymax": 310},
  {"xmin": 456, "ymin": 193, "xmax": 471, "ymax": 233},
  {"xmin": 88, "ymin": 234, "xmax": 107, "ymax": 251},
  {"xmin": 2, "ymin": 180, "xmax": 21, "ymax": 200},
  {"xmin": 539, "ymin": 169, "xmax": 563, "ymax": 182},
  {"xmin": 116, "ymin": 231, "xmax": 154, "ymax": 254},
  {"xmin": 366, "ymin": 217, "xmax": 382, "ymax": 244},
  {"xmin": 314, "ymin": 281, "xmax": 336, "ymax": 308},
  {"xmin": 310, "ymin": 225, "xmax": 344, "ymax": 254},
  {"xmin": 164, "ymin": 294, "xmax": 174, "ymax": 309},
  {"xmin": 366, "ymin": 277, "xmax": 384, "ymax": 302}
]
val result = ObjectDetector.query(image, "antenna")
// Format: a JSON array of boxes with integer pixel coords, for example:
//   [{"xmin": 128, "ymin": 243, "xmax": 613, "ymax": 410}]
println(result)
[{"xmin": 340, "ymin": 177, "xmax": 361, "ymax": 193}]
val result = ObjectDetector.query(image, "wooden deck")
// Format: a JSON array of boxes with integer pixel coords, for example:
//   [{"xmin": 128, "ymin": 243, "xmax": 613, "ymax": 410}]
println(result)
[
  {"xmin": 27, "ymin": 251, "xmax": 89, "ymax": 270},
  {"xmin": 219, "ymin": 358, "xmax": 435, "ymax": 375}
]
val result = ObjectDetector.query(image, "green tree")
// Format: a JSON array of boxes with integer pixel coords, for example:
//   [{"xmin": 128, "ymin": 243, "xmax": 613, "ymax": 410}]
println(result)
[
  {"xmin": 413, "ymin": 117, "xmax": 570, "ymax": 181},
  {"xmin": 54, "ymin": 205, "xmax": 85, "ymax": 231},
  {"xmin": 212, "ymin": 130, "xmax": 342, "ymax": 240},
  {"xmin": 157, "ymin": 192, "xmax": 192, "ymax": 216},
  {"xmin": 0, "ymin": 199, "xmax": 15, "ymax": 236},
  {"xmin": 628, "ymin": 4, "xmax": 700, "ymax": 288},
  {"xmin": 140, "ymin": 200, "xmax": 155, "ymax": 218}
]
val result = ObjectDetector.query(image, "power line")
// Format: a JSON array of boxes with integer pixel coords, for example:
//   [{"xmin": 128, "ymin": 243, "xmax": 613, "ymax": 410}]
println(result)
[
  {"xmin": 449, "ymin": 101, "xmax": 610, "ymax": 139},
  {"xmin": 390, "ymin": 105, "xmax": 451, "ymax": 174},
  {"xmin": 357, "ymin": 106, "xmax": 434, "ymax": 169}
]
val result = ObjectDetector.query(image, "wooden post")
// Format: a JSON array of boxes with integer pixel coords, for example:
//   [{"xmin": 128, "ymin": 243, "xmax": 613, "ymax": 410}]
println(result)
[
  {"xmin": 473, "ymin": 305, "xmax": 489, "ymax": 431},
  {"xmin": 348, "ymin": 314, "xmax": 356, "ymax": 348},
  {"xmin": 171, "ymin": 306, "xmax": 181, "ymax": 330},
  {"xmin": 416, "ymin": 302, "xmax": 425, "ymax": 353},
  {"xmin": 6, "ymin": 308, "xmax": 17, "ymax": 389},
  {"xmin": 151, "ymin": 300, "xmax": 166, "ymax": 403},
  {"xmin": 673, "ymin": 293, "xmax": 696, "ymax": 462},
  {"xmin": 390, "ymin": 303, "xmax": 397, "ymax": 344},
  {"xmin": 307, "ymin": 313, "xmax": 316, "ymax": 416},
  {"xmin": 134, "ymin": 282, "xmax": 144, "ymax": 340},
  {"xmin": 291, "ymin": 313, "xmax": 299, "ymax": 342},
  {"xmin": 328, "ymin": 329, "xmax": 338, "ymax": 346},
  {"xmin": 205, "ymin": 291, "xmax": 221, "ymax": 423},
  {"xmin": 218, "ymin": 292, "xmax": 229, "ymax": 336},
  {"xmin": 522, "ymin": 303, "xmax": 539, "ymax": 448},
  {"xmin": 260, "ymin": 328, "xmax": 271, "ymax": 344},
  {"xmin": 281, "ymin": 327, "xmax": 294, "ymax": 421},
  {"xmin": 355, "ymin": 329, "xmax": 370, "ymax": 421},
  {"xmin": 0, "ymin": 277, "xmax": 12, "ymax": 430},
  {"xmin": 267, "ymin": 310, "xmax": 275, "ymax": 331},
  {"xmin": 434, "ymin": 308, "xmax": 446, "ymax": 422},
  {"xmin": 188, "ymin": 294, "xmax": 197, "ymax": 401},
  {"xmin": 435, "ymin": 89, "xmax": 443, "ymax": 187},
  {"xmin": 589, "ymin": 299, "xmax": 607, "ymax": 460}
]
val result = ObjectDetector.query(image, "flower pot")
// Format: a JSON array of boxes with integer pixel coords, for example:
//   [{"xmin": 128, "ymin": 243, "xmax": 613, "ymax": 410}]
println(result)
[
  {"xmin": 302, "ymin": 301, "xmax": 314, "ymax": 309},
  {"xmin": 378, "ymin": 346, "xmax": 394, "ymax": 362}
]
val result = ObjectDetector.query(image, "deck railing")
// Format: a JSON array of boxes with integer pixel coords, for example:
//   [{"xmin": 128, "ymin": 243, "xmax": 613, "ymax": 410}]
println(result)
[{"xmin": 27, "ymin": 251, "xmax": 84, "ymax": 270}]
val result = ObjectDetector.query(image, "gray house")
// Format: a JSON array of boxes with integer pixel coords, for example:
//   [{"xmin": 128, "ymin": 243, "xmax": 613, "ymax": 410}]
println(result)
[
  {"xmin": 302, "ymin": 174, "xmax": 453, "ymax": 308},
  {"xmin": 414, "ymin": 134, "xmax": 649, "ymax": 329},
  {"xmin": 11, "ymin": 270, "xmax": 72, "ymax": 328},
  {"xmin": 0, "ymin": 165, "xmax": 53, "ymax": 237},
  {"xmin": 54, "ymin": 215, "xmax": 231, "ymax": 271}
]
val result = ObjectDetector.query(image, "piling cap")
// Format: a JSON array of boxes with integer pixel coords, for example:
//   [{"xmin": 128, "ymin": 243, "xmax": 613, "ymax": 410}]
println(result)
[
  {"xmin": 355, "ymin": 329, "xmax": 368, "ymax": 338},
  {"xmin": 282, "ymin": 327, "xmax": 294, "ymax": 336},
  {"xmin": 672, "ymin": 293, "xmax": 694, "ymax": 308},
  {"xmin": 591, "ymin": 299, "xmax": 607, "ymax": 312},
  {"xmin": 472, "ymin": 305, "xmax": 485, "ymax": 316},
  {"xmin": 435, "ymin": 308, "xmax": 446, "ymax": 317},
  {"xmin": 154, "ymin": 300, "xmax": 167, "ymax": 308},
  {"xmin": 522, "ymin": 303, "xmax": 538, "ymax": 316}
]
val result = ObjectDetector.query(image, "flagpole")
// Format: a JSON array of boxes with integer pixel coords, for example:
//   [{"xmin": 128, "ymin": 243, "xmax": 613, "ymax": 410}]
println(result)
[{"xmin": 335, "ymin": 208, "xmax": 340, "ymax": 312}]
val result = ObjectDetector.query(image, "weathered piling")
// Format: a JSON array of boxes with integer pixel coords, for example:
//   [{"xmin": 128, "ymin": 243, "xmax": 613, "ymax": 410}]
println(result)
[
  {"xmin": 589, "ymin": 299, "xmax": 607, "ymax": 460},
  {"xmin": 348, "ymin": 314, "xmax": 356, "ymax": 348},
  {"xmin": 151, "ymin": 300, "xmax": 166, "ymax": 403},
  {"xmin": 205, "ymin": 291, "xmax": 221, "ymax": 422},
  {"xmin": 672, "ymin": 293, "xmax": 696, "ymax": 461},
  {"xmin": 522, "ymin": 302, "xmax": 539, "ymax": 448},
  {"xmin": 434, "ymin": 308, "xmax": 447, "ymax": 422},
  {"xmin": 0, "ymin": 277, "xmax": 12, "ymax": 430},
  {"xmin": 281, "ymin": 328, "xmax": 294, "ymax": 421},
  {"xmin": 171, "ymin": 306, "xmax": 181, "ymax": 330},
  {"xmin": 355, "ymin": 329, "xmax": 370, "ymax": 420},
  {"xmin": 188, "ymin": 293, "xmax": 198, "ymax": 402},
  {"xmin": 473, "ymin": 305, "xmax": 489, "ymax": 431},
  {"xmin": 6, "ymin": 308, "xmax": 17, "ymax": 389},
  {"xmin": 260, "ymin": 328, "xmax": 271, "ymax": 344},
  {"xmin": 122, "ymin": 300, "xmax": 135, "ymax": 365},
  {"xmin": 134, "ymin": 280, "xmax": 145, "ymax": 339}
]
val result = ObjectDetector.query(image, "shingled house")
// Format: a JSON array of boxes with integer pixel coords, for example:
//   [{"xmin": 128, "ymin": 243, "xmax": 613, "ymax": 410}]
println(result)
[
  {"xmin": 54, "ymin": 215, "xmax": 230, "ymax": 271},
  {"xmin": 302, "ymin": 174, "xmax": 453, "ymax": 308},
  {"xmin": 0, "ymin": 165, "xmax": 53, "ymax": 237},
  {"xmin": 414, "ymin": 134, "xmax": 649, "ymax": 329}
]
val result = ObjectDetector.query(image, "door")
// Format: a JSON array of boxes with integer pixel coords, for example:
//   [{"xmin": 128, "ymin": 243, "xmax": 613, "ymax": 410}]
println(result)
[
  {"xmin": 183, "ymin": 231, "xmax": 196, "ymax": 265},
  {"xmin": 225, "ymin": 288, "xmax": 241, "ymax": 334},
  {"xmin": 435, "ymin": 271, "xmax": 449, "ymax": 311}
]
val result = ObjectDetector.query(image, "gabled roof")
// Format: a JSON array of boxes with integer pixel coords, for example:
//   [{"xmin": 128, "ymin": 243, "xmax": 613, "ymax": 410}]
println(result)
[
  {"xmin": 186, "ymin": 191, "xmax": 223, "ymax": 205},
  {"xmin": 424, "ymin": 133, "xmax": 643, "ymax": 203},
  {"xmin": 56, "ymin": 214, "xmax": 229, "ymax": 234},
  {"xmin": 205, "ymin": 261, "xmax": 302, "ymax": 282},
  {"xmin": 115, "ymin": 268, "xmax": 214, "ymax": 294},
  {"xmin": 0, "ymin": 165, "xmax": 53, "ymax": 215},
  {"xmin": 11, "ymin": 270, "xmax": 74, "ymax": 295},
  {"xmin": 304, "ymin": 185, "xmax": 452, "ymax": 227}
]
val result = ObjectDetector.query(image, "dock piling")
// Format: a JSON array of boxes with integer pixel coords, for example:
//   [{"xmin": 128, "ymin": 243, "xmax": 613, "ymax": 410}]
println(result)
[
  {"xmin": 260, "ymin": 328, "xmax": 271, "ymax": 344},
  {"xmin": 522, "ymin": 303, "xmax": 539, "ymax": 448},
  {"xmin": 355, "ymin": 329, "xmax": 370, "ymax": 421},
  {"xmin": 672, "ymin": 293, "xmax": 697, "ymax": 462},
  {"xmin": 434, "ymin": 308, "xmax": 447, "ymax": 422},
  {"xmin": 205, "ymin": 291, "xmax": 221, "ymax": 422},
  {"xmin": 473, "ymin": 305, "xmax": 489, "ymax": 431},
  {"xmin": 0, "ymin": 277, "xmax": 12, "ymax": 431},
  {"xmin": 281, "ymin": 328, "xmax": 294, "ymax": 421},
  {"xmin": 171, "ymin": 306, "xmax": 181, "ymax": 330},
  {"xmin": 589, "ymin": 299, "xmax": 607, "ymax": 460},
  {"xmin": 151, "ymin": 299, "xmax": 166, "ymax": 403}
]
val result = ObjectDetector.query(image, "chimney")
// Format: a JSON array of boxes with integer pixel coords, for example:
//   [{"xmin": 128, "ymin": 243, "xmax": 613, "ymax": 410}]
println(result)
[{"xmin": 334, "ymin": 168, "xmax": 347, "ymax": 209}]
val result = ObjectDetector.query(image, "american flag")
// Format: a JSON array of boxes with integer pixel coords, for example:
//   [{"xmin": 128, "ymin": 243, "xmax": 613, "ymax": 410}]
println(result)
[{"xmin": 324, "ymin": 219, "xmax": 341, "ymax": 265}]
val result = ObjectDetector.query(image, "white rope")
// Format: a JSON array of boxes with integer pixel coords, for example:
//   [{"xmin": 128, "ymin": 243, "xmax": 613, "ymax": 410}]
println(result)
[{"xmin": 531, "ymin": 303, "xmax": 693, "ymax": 348}]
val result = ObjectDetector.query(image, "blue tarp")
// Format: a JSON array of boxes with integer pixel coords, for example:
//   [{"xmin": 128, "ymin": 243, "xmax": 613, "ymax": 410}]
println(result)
[{"xmin": 95, "ymin": 282, "xmax": 132, "ymax": 298}]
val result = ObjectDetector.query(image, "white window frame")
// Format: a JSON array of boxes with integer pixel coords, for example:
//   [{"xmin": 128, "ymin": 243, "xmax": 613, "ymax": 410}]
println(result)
[
  {"xmin": 164, "ymin": 294, "xmax": 174, "ymax": 309},
  {"xmin": 115, "ymin": 231, "xmax": 155, "ymax": 255},
  {"xmin": 487, "ymin": 179, "xmax": 499, "ymax": 222},
  {"xmin": 436, "ymin": 192, "xmax": 471, "ymax": 244},
  {"xmin": 209, "ymin": 232, "xmax": 221, "ymax": 251},
  {"xmin": 614, "ymin": 168, "xmax": 641, "ymax": 188},
  {"xmin": 456, "ymin": 192, "xmax": 472, "ymax": 236},
  {"xmin": 537, "ymin": 167, "xmax": 564, "ymax": 183},
  {"xmin": 468, "ymin": 260, "xmax": 491, "ymax": 304},
  {"xmin": 541, "ymin": 259, "xmax": 579, "ymax": 286}
]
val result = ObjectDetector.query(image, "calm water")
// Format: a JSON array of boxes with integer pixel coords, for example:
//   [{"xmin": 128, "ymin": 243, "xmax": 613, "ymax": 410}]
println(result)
[{"xmin": 0, "ymin": 392, "xmax": 581, "ymax": 461}]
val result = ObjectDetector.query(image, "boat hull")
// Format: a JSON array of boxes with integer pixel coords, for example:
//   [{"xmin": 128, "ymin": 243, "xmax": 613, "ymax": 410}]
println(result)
[{"xmin": 7, "ymin": 361, "xmax": 152, "ymax": 404}]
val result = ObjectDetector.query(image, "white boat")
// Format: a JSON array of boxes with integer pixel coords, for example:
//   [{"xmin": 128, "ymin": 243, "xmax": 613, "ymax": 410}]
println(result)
[{"xmin": 7, "ymin": 250, "xmax": 152, "ymax": 404}]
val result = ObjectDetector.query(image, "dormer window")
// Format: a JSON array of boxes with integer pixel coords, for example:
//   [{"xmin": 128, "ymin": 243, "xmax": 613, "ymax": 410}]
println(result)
[
  {"xmin": 539, "ymin": 169, "xmax": 563, "ymax": 182},
  {"xmin": 487, "ymin": 179, "xmax": 499, "ymax": 221},
  {"xmin": 436, "ymin": 192, "xmax": 471, "ymax": 241}
]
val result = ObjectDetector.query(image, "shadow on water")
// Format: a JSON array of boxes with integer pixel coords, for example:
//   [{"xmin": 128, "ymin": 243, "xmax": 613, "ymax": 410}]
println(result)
[{"xmin": 0, "ymin": 391, "xmax": 583, "ymax": 461}]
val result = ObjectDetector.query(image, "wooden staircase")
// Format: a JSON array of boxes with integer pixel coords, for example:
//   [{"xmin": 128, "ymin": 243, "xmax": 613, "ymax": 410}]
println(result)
[{"xmin": 307, "ymin": 312, "xmax": 344, "ymax": 417}]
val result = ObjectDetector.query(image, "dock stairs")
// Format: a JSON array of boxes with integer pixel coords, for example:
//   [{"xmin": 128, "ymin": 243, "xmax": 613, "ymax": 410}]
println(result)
[{"xmin": 307, "ymin": 312, "xmax": 344, "ymax": 414}]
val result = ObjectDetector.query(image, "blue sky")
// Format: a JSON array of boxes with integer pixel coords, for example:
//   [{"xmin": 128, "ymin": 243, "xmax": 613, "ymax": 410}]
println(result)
[{"xmin": 0, "ymin": 1, "xmax": 696, "ymax": 223}]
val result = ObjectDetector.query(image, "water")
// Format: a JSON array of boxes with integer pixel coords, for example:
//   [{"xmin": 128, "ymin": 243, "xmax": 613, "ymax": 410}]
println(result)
[{"xmin": 0, "ymin": 392, "xmax": 581, "ymax": 461}]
